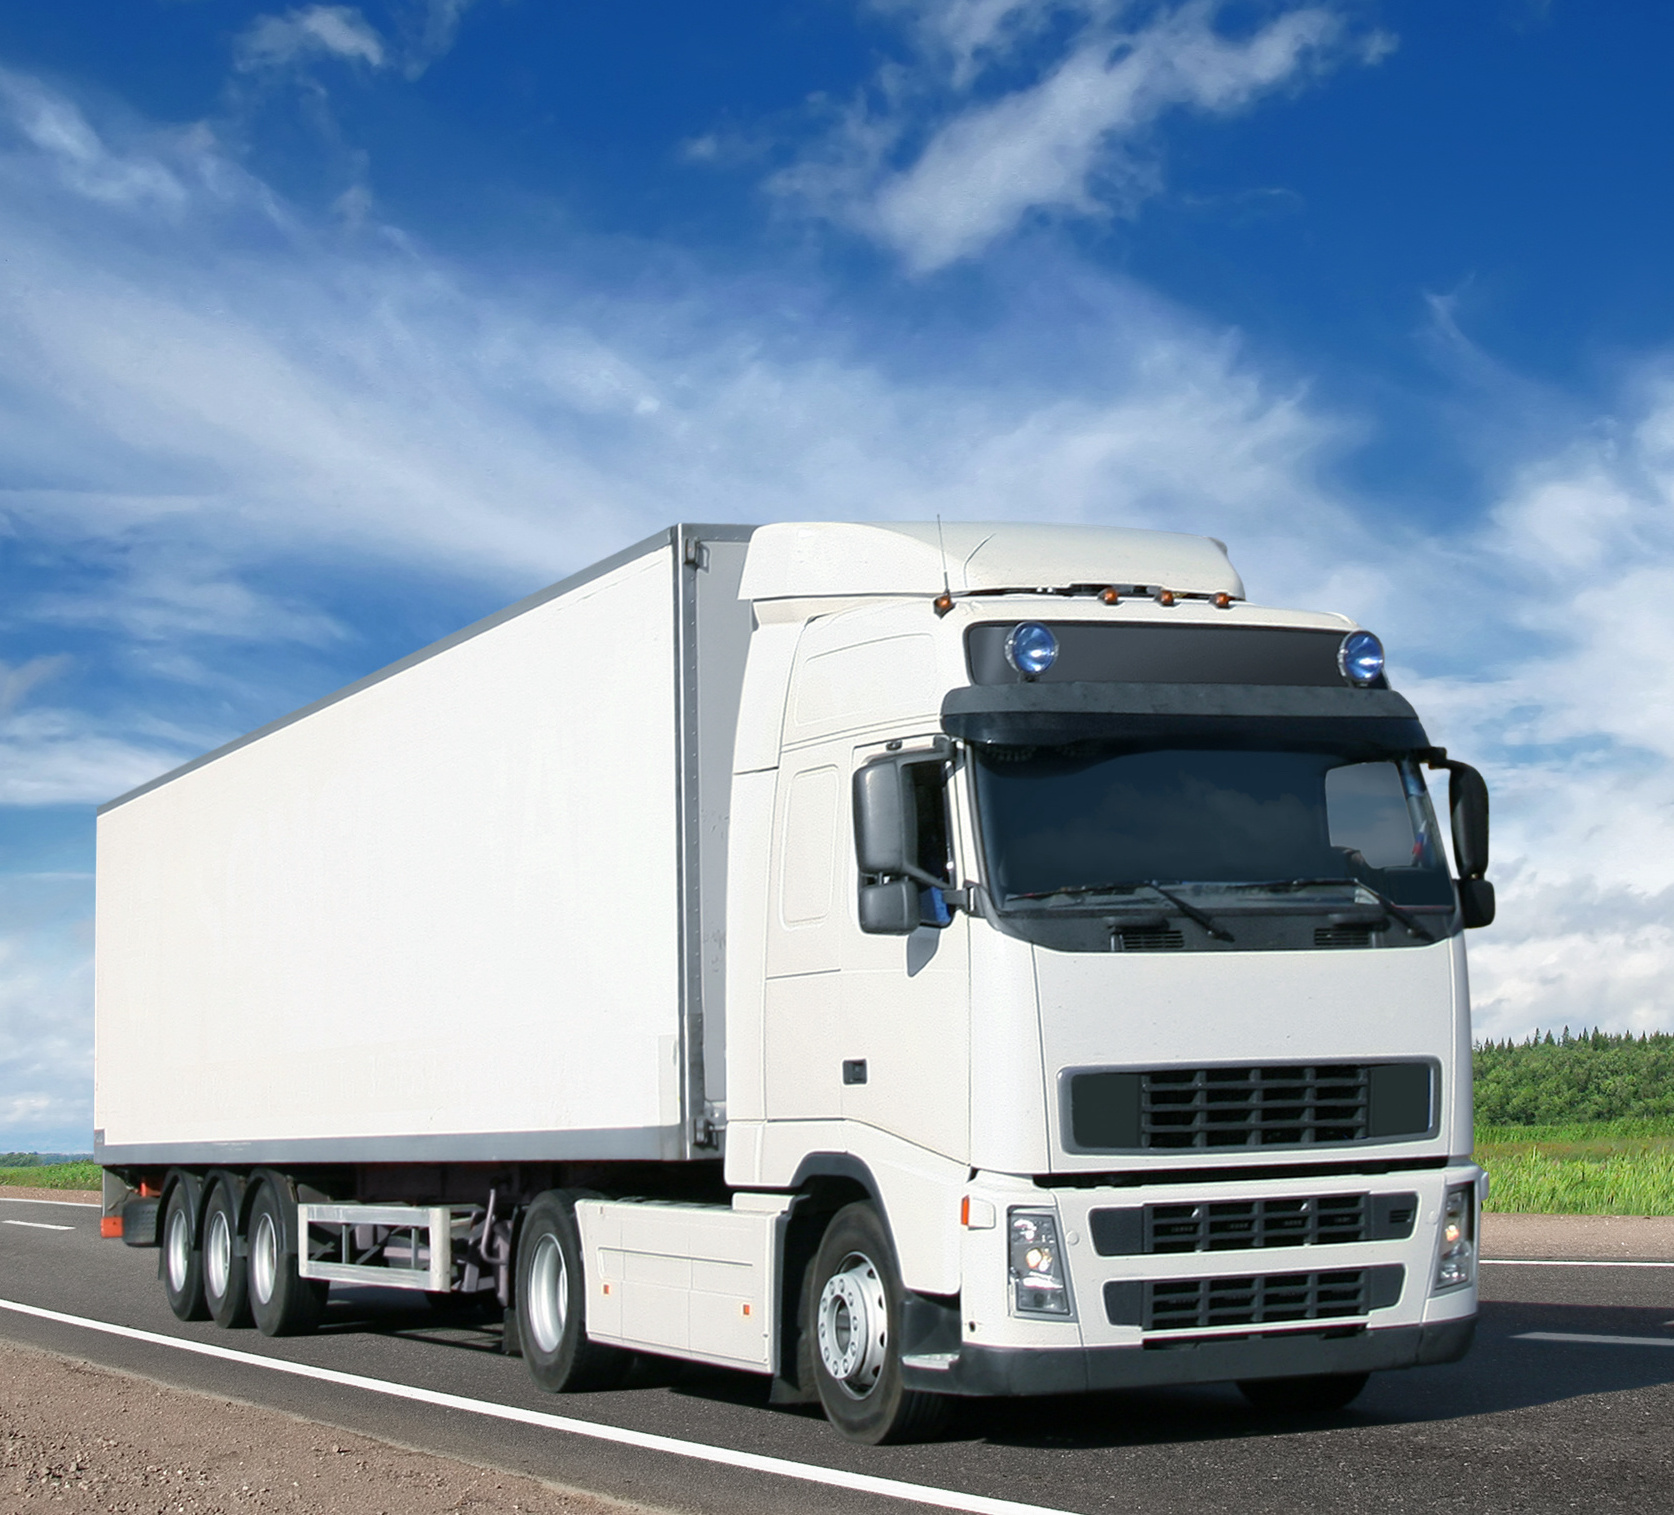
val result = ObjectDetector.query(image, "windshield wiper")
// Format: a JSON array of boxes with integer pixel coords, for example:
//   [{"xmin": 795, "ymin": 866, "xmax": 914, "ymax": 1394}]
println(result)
[
  {"xmin": 1010, "ymin": 880, "xmax": 1234, "ymax": 942},
  {"xmin": 1259, "ymin": 878, "xmax": 1437, "ymax": 943}
]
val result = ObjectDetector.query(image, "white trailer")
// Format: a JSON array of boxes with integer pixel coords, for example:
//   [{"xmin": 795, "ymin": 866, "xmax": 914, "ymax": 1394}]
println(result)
[{"xmin": 97, "ymin": 522, "xmax": 1493, "ymax": 1441}]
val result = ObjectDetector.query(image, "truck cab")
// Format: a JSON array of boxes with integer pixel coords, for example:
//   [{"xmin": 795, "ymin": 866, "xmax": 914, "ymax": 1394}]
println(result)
[{"xmin": 723, "ymin": 521, "xmax": 1486, "ymax": 1430}]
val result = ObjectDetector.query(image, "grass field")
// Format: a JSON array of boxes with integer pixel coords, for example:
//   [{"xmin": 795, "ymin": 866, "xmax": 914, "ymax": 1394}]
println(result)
[
  {"xmin": 0, "ymin": 1161, "xmax": 102, "ymax": 1191},
  {"xmin": 1476, "ymin": 1117, "xmax": 1674, "ymax": 1215}
]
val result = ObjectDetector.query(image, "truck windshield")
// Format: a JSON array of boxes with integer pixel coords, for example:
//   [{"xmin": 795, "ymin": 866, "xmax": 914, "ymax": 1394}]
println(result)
[{"xmin": 971, "ymin": 744, "xmax": 1452, "ymax": 911}]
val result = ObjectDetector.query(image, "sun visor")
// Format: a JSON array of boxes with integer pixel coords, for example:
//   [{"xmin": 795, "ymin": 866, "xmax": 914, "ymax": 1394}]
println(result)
[{"xmin": 941, "ymin": 681, "xmax": 1429, "ymax": 752}]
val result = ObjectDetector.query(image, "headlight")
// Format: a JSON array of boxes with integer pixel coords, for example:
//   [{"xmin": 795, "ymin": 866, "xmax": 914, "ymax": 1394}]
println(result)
[
  {"xmin": 1433, "ymin": 1183, "xmax": 1475, "ymax": 1292},
  {"xmin": 1008, "ymin": 1208, "xmax": 1072, "ymax": 1316}
]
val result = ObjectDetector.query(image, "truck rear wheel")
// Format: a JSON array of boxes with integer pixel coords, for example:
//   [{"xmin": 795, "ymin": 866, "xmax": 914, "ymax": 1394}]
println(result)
[
  {"xmin": 1238, "ymin": 1371, "xmax": 1370, "ymax": 1413},
  {"xmin": 202, "ymin": 1180, "xmax": 251, "ymax": 1329},
  {"xmin": 247, "ymin": 1180, "xmax": 327, "ymax": 1337},
  {"xmin": 160, "ymin": 1182, "xmax": 209, "ymax": 1322},
  {"xmin": 806, "ymin": 1202, "xmax": 949, "ymax": 1444},
  {"xmin": 515, "ymin": 1192, "xmax": 632, "ymax": 1393}
]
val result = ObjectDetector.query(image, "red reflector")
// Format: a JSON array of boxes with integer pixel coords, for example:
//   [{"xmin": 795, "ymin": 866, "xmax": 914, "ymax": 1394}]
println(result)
[{"xmin": 100, "ymin": 1216, "xmax": 123, "ymax": 1239}]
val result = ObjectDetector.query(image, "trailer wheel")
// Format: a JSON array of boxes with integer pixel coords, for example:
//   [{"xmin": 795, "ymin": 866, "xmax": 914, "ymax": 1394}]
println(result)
[
  {"xmin": 247, "ymin": 1180, "xmax": 327, "ymax": 1338},
  {"xmin": 202, "ymin": 1181, "xmax": 251, "ymax": 1329},
  {"xmin": 805, "ymin": 1202, "xmax": 949, "ymax": 1444},
  {"xmin": 515, "ymin": 1192, "xmax": 632, "ymax": 1393},
  {"xmin": 1238, "ymin": 1371, "xmax": 1370, "ymax": 1414},
  {"xmin": 160, "ymin": 1182, "xmax": 209, "ymax": 1322}
]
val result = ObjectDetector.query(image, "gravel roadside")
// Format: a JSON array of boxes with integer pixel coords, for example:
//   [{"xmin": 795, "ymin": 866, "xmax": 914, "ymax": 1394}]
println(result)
[{"xmin": 0, "ymin": 1341, "xmax": 643, "ymax": 1515}]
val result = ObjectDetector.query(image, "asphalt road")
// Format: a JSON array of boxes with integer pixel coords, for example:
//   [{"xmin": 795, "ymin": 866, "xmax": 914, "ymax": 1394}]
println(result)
[{"xmin": 4, "ymin": 1195, "xmax": 1673, "ymax": 1515}]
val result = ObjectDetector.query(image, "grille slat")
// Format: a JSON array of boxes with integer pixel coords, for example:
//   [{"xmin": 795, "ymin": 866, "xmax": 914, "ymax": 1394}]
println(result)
[
  {"xmin": 1103, "ymin": 1265, "xmax": 1405, "ymax": 1332},
  {"xmin": 1090, "ymin": 1191, "xmax": 1418, "ymax": 1256},
  {"xmin": 1067, "ymin": 1062, "xmax": 1434, "ymax": 1151}
]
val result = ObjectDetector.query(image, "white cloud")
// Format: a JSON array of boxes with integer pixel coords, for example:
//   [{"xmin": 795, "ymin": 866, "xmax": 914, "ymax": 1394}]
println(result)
[
  {"xmin": 772, "ymin": 1, "xmax": 1388, "ymax": 272},
  {"xmin": 0, "ymin": 877, "xmax": 93, "ymax": 1153},
  {"xmin": 237, "ymin": 6, "xmax": 388, "ymax": 72}
]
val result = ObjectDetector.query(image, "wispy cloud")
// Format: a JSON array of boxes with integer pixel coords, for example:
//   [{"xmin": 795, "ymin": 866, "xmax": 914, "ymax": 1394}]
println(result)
[
  {"xmin": 236, "ymin": 6, "xmax": 388, "ymax": 73},
  {"xmin": 770, "ymin": 0, "xmax": 1390, "ymax": 271}
]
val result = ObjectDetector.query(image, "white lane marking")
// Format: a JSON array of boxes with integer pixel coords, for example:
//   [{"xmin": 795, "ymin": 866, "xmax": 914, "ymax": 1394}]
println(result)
[
  {"xmin": 1482, "ymin": 1258, "xmax": 1674, "ymax": 1269},
  {"xmin": 0, "ymin": 1299, "xmax": 1077, "ymax": 1515},
  {"xmin": 1516, "ymin": 1331, "xmax": 1674, "ymax": 1348},
  {"xmin": 0, "ymin": 1197, "xmax": 99, "ymax": 1209},
  {"xmin": 2, "ymin": 1221, "xmax": 73, "ymax": 1232}
]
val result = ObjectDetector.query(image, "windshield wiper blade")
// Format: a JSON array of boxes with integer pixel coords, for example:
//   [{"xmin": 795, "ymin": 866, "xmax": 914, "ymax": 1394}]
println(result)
[
  {"xmin": 1135, "ymin": 881, "xmax": 1235, "ymax": 943},
  {"xmin": 1265, "ymin": 878, "xmax": 1437, "ymax": 942},
  {"xmin": 1007, "ymin": 880, "xmax": 1234, "ymax": 940}
]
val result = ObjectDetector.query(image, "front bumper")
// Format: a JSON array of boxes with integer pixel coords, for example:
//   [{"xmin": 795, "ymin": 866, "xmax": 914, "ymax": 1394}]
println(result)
[{"xmin": 904, "ymin": 1316, "xmax": 1473, "ymax": 1397}]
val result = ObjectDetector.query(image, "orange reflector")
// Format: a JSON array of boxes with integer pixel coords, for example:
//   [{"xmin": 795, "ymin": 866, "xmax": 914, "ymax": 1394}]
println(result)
[
  {"xmin": 602, "ymin": 1283, "xmax": 611, "ymax": 1294},
  {"xmin": 961, "ymin": 1195, "xmax": 971, "ymax": 1226},
  {"xmin": 100, "ymin": 1216, "xmax": 123, "ymax": 1239},
  {"xmin": 742, "ymin": 1303, "xmax": 751, "ymax": 1316}
]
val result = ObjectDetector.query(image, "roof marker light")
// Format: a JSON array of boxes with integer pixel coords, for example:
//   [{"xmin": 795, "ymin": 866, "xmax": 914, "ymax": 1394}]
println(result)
[
  {"xmin": 1100, "ymin": 587, "xmax": 1120, "ymax": 605},
  {"xmin": 1004, "ymin": 622, "xmax": 1059, "ymax": 679},
  {"xmin": 1157, "ymin": 590, "xmax": 1176, "ymax": 607},
  {"xmin": 1213, "ymin": 592, "xmax": 1233, "ymax": 609},
  {"xmin": 1339, "ymin": 630, "xmax": 1385, "ymax": 686}
]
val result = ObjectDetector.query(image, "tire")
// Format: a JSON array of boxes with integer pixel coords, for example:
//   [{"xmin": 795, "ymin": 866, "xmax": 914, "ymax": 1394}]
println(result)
[
  {"xmin": 160, "ymin": 1181, "xmax": 209, "ymax": 1322},
  {"xmin": 246, "ymin": 1180, "xmax": 328, "ymax": 1338},
  {"xmin": 1238, "ymin": 1371, "xmax": 1371, "ymax": 1414},
  {"xmin": 514, "ymin": 1191, "xmax": 632, "ymax": 1393},
  {"xmin": 805, "ymin": 1202, "xmax": 949, "ymax": 1444},
  {"xmin": 202, "ymin": 1180, "xmax": 251, "ymax": 1329}
]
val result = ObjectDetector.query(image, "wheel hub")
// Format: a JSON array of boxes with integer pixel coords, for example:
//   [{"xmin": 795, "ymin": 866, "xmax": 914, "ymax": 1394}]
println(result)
[
  {"xmin": 816, "ymin": 1252, "xmax": 887, "ymax": 1398},
  {"xmin": 204, "ymin": 1209, "xmax": 231, "ymax": 1301},
  {"xmin": 526, "ymin": 1233, "xmax": 569, "ymax": 1355}
]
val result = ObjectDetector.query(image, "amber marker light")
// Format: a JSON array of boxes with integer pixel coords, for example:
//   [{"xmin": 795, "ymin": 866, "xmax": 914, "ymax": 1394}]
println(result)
[
  {"xmin": 933, "ymin": 592, "xmax": 955, "ymax": 617},
  {"xmin": 1213, "ymin": 592, "xmax": 1232, "ymax": 609},
  {"xmin": 1099, "ymin": 586, "xmax": 1120, "ymax": 605},
  {"xmin": 1157, "ymin": 590, "xmax": 1176, "ymax": 606}
]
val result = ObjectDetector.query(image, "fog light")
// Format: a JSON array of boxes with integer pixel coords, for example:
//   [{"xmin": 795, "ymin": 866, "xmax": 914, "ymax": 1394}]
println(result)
[
  {"xmin": 1009, "ymin": 1208, "xmax": 1072, "ymax": 1316},
  {"xmin": 1433, "ymin": 1183, "xmax": 1475, "ymax": 1292}
]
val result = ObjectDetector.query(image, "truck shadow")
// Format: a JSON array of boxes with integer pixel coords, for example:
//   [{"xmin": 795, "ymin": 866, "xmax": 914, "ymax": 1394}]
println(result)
[{"xmin": 953, "ymin": 1300, "xmax": 1674, "ymax": 1449}]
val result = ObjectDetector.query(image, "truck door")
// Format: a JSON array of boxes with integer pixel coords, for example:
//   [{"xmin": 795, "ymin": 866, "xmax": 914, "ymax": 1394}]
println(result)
[{"xmin": 839, "ymin": 741, "xmax": 971, "ymax": 1164}]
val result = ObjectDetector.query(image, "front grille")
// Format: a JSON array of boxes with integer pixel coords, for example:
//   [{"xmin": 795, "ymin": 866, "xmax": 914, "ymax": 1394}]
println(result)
[
  {"xmin": 1088, "ymin": 1191, "xmax": 1418, "ymax": 1256},
  {"xmin": 1067, "ymin": 1062, "xmax": 1434, "ymax": 1151},
  {"xmin": 1119, "ymin": 928, "xmax": 1184, "ymax": 952},
  {"xmin": 1103, "ymin": 1264, "xmax": 1405, "ymax": 1331},
  {"xmin": 1315, "ymin": 925, "xmax": 1373, "ymax": 948}
]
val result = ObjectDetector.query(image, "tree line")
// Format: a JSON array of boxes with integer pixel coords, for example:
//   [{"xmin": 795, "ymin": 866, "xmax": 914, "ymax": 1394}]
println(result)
[{"xmin": 1474, "ymin": 1028, "xmax": 1674, "ymax": 1127}]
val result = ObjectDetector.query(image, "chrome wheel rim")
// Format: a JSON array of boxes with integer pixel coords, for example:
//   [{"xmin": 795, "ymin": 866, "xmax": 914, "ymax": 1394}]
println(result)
[
  {"xmin": 817, "ymin": 1251, "xmax": 887, "ymax": 1399},
  {"xmin": 250, "ymin": 1211, "xmax": 279, "ymax": 1306},
  {"xmin": 526, "ymin": 1233, "xmax": 568, "ymax": 1355},
  {"xmin": 165, "ymin": 1207, "xmax": 191, "ymax": 1294},
  {"xmin": 204, "ymin": 1207, "xmax": 232, "ymax": 1303}
]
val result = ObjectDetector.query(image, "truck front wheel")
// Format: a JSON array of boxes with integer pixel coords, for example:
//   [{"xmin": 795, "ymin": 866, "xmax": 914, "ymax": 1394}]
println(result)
[
  {"xmin": 160, "ymin": 1182, "xmax": 209, "ymax": 1322},
  {"xmin": 805, "ymin": 1203, "xmax": 949, "ymax": 1444},
  {"xmin": 246, "ymin": 1180, "xmax": 327, "ymax": 1337},
  {"xmin": 514, "ymin": 1192, "xmax": 632, "ymax": 1393}
]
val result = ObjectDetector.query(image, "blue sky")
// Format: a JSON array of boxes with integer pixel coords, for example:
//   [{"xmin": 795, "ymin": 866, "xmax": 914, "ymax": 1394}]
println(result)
[{"xmin": 4, "ymin": 0, "xmax": 1674, "ymax": 1150}]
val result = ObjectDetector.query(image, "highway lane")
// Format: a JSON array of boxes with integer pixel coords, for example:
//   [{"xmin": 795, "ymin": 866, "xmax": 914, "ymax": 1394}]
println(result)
[{"xmin": 4, "ymin": 1196, "xmax": 1674, "ymax": 1515}]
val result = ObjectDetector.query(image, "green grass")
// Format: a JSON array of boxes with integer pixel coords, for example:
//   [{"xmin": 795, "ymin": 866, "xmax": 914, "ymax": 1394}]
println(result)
[
  {"xmin": 1476, "ymin": 1117, "xmax": 1674, "ymax": 1215},
  {"xmin": 0, "ymin": 1161, "xmax": 103, "ymax": 1191}
]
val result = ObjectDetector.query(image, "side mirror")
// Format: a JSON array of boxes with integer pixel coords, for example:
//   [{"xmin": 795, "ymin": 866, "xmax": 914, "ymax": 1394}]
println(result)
[
  {"xmin": 859, "ymin": 879, "xmax": 919, "ymax": 936},
  {"xmin": 1447, "ymin": 762, "xmax": 1490, "ymax": 880},
  {"xmin": 853, "ymin": 760, "xmax": 914, "ymax": 878},
  {"xmin": 1458, "ymin": 877, "xmax": 1496, "ymax": 930}
]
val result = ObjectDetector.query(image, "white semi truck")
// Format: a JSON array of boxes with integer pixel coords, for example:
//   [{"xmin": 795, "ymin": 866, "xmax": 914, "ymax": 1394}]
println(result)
[{"xmin": 95, "ymin": 522, "xmax": 1494, "ymax": 1443}]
